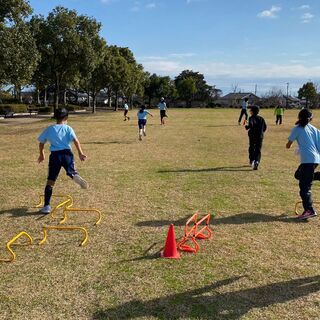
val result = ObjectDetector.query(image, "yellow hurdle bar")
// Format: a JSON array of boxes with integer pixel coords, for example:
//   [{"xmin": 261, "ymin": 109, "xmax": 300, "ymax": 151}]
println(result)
[
  {"xmin": 0, "ymin": 231, "xmax": 33, "ymax": 263},
  {"xmin": 34, "ymin": 194, "xmax": 73, "ymax": 218},
  {"xmin": 60, "ymin": 208, "xmax": 102, "ymax": 225},
  {"xmin": 39, "ymin": 225, "xmax": 88, "ymax": 246}
]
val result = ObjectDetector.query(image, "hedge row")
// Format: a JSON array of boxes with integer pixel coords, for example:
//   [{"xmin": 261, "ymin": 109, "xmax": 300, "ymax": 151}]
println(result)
[
  {"xmin": 0, "ymin": 104, "xmax": 84, "ymax": 114},
  {"xmin": 0, "ymin": 104, "xmax": 28, "ymax": 113}
]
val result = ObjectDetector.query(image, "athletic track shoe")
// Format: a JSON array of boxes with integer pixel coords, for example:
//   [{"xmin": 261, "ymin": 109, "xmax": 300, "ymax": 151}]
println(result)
[
  {"xmin": 39, "ymin": 205, "xmax": 51, "ymax": 214},
  {"xmin": 73, "ymin": 174, "xmax": 88, "ymax": 189},
  {"xmin": 297, "ymin": 210, "xmax": 317, "ymax": 220}
]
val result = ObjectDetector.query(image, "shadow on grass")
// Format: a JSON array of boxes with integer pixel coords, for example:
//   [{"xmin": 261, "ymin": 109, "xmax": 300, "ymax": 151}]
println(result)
[
  {"xmin": 0, "ymin": 207, "xmax": 45, "ymax": 218},
  {"xmin": 93, "ymin": 275, "xmax": 320, "ymax": 319},
  {"xmin": 82, "ymin": 140, "xmax": 133, "ymax": 145},
  {"xmin": 117, "ymin": 242, "xmax": 163, "ymax": 263},
  {"xmin": 205, "ymin": 124, "xmax": 239, "ymax": 128},
  {"xmin": 158, "ymin": 165, "xmax": 252, "ymax": 173},
  {"xmin": 136, "ymin": 213, "xmax": 302, "ymax": 228}
]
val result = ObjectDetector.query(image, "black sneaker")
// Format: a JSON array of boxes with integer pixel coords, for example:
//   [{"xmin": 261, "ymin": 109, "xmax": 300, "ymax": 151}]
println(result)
[{"xmin": 253, "ymin": 161, "xmax": 259, "ymax": 170}]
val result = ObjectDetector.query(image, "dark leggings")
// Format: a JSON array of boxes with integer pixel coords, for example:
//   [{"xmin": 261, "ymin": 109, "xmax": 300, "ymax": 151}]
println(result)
[
  {"xmin": 294, "ymin": 164, "xmax": 320, "ymax": 212},
  {"xmin": 248, "ymin": 137, "xmax": 263, "ymax": 163},
  {"xmin": 238, "ymin": 109, "xmax": 248, "ymax": 123},
  {"xmin": 276, "ymin": 115, "xmax": 282, "ymax": 125}
]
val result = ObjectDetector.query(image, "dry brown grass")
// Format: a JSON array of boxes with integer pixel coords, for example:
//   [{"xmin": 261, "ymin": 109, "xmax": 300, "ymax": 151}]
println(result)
[{"xmin": 0, "ymin": 108, "xmax": 319, "ymax": 319}]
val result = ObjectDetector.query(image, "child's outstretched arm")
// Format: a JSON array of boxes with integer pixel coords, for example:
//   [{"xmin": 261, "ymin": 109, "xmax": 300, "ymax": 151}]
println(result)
[
  {"xmin": 73, "ymin": 138, "xmax": 87, "ymax": 161},
  {"xmin": 38, "ymin": 142, "xmax": 45, "ymax": 163},
  {"xmin": 286, "ymin": 140, "xmax": 293, "ymax": 149}
]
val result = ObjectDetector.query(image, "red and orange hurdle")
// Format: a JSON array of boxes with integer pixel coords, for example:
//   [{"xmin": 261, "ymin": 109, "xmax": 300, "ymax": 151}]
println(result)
[{"xmin": 177, "ymin": 213, "xmax": 213, "ymax": 253}]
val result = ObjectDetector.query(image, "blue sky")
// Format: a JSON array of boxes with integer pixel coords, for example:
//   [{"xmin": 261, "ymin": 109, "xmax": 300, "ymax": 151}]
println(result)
[{"xmin": 28, "ymin": 0, "xmax": 320, "ymax": 96}]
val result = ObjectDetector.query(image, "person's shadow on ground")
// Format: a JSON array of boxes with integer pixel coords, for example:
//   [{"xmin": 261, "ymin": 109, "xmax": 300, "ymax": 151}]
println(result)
[
  {"xmin": 135, "ymin": 212, "xmax": 301, "ymax": 228},
  {"xmin": 92, "ymin": 275, "xmax": 320, "ymax": 319},
  {"xmin": 158, "ymin": 165, "xmax": 252, "ymax": 173},
  {"xmin": 0, "ymin": 207, "xmax": 44, "ymax": 218}
]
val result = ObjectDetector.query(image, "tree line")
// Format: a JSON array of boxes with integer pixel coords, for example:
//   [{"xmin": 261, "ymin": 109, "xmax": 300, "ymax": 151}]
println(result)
[{"xmin": 0, "ymin": 0, "xmax": 219, "ymax": 112}]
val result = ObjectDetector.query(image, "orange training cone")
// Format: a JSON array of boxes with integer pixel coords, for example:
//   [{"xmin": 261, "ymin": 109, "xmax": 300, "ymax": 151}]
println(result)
[{"xmin": 160, "ymin": 224, "xmax": 181, "ymax": 259}]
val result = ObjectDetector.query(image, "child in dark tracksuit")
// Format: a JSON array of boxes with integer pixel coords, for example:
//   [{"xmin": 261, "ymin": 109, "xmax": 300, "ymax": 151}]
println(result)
[
  {"xmin": 286, "ymin": 108, "xmax": 320, "ymax": 220},
  {"xmin": 245, "ymin": 105, "xmax": 267, "ymax": 170},
  {"xmin": 37, "ymin": 108, "xmax": 88, "ymax": 214}
]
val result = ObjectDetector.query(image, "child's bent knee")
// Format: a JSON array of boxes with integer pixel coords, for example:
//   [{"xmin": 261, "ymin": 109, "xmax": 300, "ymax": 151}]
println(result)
[{"xmin": 47, "ymin": 180, "xmax": 55, "ymax": 187}]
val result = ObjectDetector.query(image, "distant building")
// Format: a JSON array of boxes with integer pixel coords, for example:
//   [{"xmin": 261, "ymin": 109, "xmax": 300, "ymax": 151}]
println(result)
[{"xmin": 215, "ymin": 92, "xmax": 260, "ymax": 107}]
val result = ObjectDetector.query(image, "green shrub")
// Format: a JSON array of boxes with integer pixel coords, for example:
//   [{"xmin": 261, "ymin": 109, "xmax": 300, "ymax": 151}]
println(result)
[
  {"xmin": 64, "ymin": 104, "xmax": 83, "ymax": 111},
  {"xmin": 0, "ymin": 92, "xmax": 19, "ymax": 104},
  {"xmin": 0, "ymin": 104, "xmax": 28, "ymax": 113},
  {"xmin": 38, "ymin": 106, "xmax": 53, "ymax": 113}
]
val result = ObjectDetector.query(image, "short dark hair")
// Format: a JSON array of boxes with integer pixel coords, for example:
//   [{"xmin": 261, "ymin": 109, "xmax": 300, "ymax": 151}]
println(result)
[
  {"xmin": 54, "ymin": 108, "xmax": 69, "ymax": 120},
  {"xmin": 250, "ymin": 105, "xmax": 260, "ymax": 115},
  {"xmin": 139, "ymin": 105, "xmax": 146, "ymax": 113}
]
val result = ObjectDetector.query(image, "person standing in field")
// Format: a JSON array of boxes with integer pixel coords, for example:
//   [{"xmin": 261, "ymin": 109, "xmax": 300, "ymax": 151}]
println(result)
[
  {"xmin": 245, "ymin": 105, "xmax": 267, "ymax": 170},
  {"xmin": 37, "ymin": 108, "xmax": 88, "ymax": 214},
  {"xmin": 157, "ymin": 97, "xmax": 168, "ymax": 125},
  {"xmin": 274, "ymin": 101, "xmax": 284, "ymax": 125},
  {"xmin": 238, "ymin": 97, "xmax": 249, "ymax": 125},
  {"xmin": 123, "ymin": 100, "xmax": 130, "ymax": 121},
  {"xmin": 137, "ymin": 105, "xmax": 153, "ymax": 141},
  {"xmin": 286, "ymin": 108, "xmax": 320, "ymax": 220}
]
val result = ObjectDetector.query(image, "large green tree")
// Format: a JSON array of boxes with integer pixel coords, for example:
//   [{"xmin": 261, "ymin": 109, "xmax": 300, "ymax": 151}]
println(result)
[
  {"xmin": 31, "ymin": 7, "xmax": 104, "ymax": 110},
  {"xmin": 76, "ymin": 16, "xmax": 106, "ymax": 112},
  {"xmin": 298, "ymin": 82, "xmax": 317, "ymax": 108},
  {"xmin": 0, "ymin": 0, "xmax": 32, "ymax": 23},
  {"xmin": 175, "ymin": 70, "xmax": 212, "ymax": 103},
  {"xmin": 0, "ymin": 0, "xmax": 38, "ymax": 99},
  {"xmin": 176, "ymin": 77, "xmax": 197, "ymax": 107},
  {"xmin": 0, "ymin": 22, "xmax": 39, "ymax": 99},
  {"xmin": 106, "ymin": 46, "xmax": 145, "ymax": 110},
  {"xmin": 144, "ymin": 74, "xmax": 176, "ymax": 106}
]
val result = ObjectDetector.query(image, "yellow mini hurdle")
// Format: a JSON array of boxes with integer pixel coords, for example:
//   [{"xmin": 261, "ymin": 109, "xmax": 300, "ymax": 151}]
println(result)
[
  {"xmin": 35, "ymin": 194, "xmax": 73, "ymax": 218},
  {"xmin": 0, "ymin": 231, "xmax": 33, "ymax": 263},
  {"xmin": 39, "ymin": 225, "xmax": 88, "ymax": 246},
  {"xmin": 60, "ymin": 207, "xmax": 102, "ymax": 225}
]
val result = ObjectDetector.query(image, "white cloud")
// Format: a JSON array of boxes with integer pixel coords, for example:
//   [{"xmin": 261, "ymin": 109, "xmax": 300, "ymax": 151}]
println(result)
[
  {"xmin": 138, "ymin": 56, "xmax": 166, "ymax": 60},
  {"xmin": 186, "ymin": 0, "xmax": 205, "ymax": 4},
  {"xmin": 141, "ymin": 60, "xmax": 184, "ymax": 73},
  {"xmin": 257, "ymin": 6, "xmax": 281, "ymax": 19},
  {"xmin": 139, "ymin": 57, "xmax": 320, "ymax": 81},
  {"xmin": 298, "ymin": 5, "xmax": 310, "ymax": 10},
  {"xmin": 101, "ymin": 0, "xmax": 117, "ymax": 4},
  {"xmin": 146, "ymin": 3, "xmax": 156, "ymax": 9},
  {"xmin": 299, "ymin": 52, "xmax": 313, "ymax": 57},
  {"xmin": 169, "ymin": 53, "xmax": 196, "ymax": 58},
  {"xmin": 301, "ymin": 12, "xmax": 314, "ymax": 23}
]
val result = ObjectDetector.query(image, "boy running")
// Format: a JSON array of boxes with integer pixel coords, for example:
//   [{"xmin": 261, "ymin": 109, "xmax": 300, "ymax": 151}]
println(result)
[
  {"xmin": 37, "ymin": 108, "xmax": 88, "ymax": 214},
  {"xmin": 157, "ymin": 97, "xmax": 167, "ymax": 125},
  {"xmin": 245, "ymin": 105, "xmax": 267, "ymax": 170},
  {"xmin": 274, "ymin": 102, "xmax": 284, "ymax": 125},
  {"xmin": 137, "ymin": 105, "xmax": 153, "ymax": 140},
  {"xmin": 123, "ymin": 100, "xmax": 130, "ymax": 121},
  {"xmin": 238, "ymin": 97, "xmax": 249, "ymax": 125},
  {"xmin": 286, "ymin": 109, "xmax": 320, "ymax": 220}
]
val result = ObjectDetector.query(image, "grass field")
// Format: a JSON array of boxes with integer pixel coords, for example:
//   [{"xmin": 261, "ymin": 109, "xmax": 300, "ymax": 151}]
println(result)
[{"xmin": 0, "ymin": 108, "xmax": 319, "ymax": 320}]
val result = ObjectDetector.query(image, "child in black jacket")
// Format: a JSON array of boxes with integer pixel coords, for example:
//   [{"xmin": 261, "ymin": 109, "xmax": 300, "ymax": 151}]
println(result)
[{"xmin": 245, "ymin": 105, "xmax": 267, "ymax": 170}]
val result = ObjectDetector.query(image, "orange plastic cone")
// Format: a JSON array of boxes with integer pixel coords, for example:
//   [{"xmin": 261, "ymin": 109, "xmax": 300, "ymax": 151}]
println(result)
[{"xmin": 160, "ymin": 224, "xmax": 181, "ymax": 259}]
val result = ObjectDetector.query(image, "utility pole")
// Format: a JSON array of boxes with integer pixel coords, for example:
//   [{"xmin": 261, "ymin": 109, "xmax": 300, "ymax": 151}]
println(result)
[
  {"xmin": 254, "ymin": 84, "xmax": 257, "ymax": 95},
  {"xmin": 286, "ymin": 82, "xmax": 289, "ymax": 108}
]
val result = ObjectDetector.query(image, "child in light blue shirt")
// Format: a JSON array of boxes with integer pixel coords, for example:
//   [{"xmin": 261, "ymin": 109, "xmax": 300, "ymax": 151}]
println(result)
[
  {"xmin": 37, "ymin": 108, "xmax": 88, "ymax": 214},
  {"xmin": 287, "ymin": 108, "xmax": 320, "ymax": 220},
  {"xmin": 137, "ymin": 105, "xmax": 153, "ymax": 140}
]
